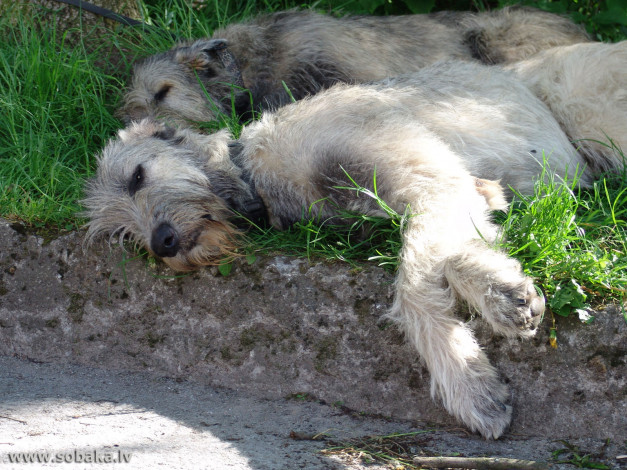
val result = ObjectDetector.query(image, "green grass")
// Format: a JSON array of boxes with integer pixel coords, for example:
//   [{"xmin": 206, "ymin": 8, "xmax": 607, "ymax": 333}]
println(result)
[
  {"xmin": 507, "ymin": 0, "xmax": 627, "ymax": 42},
  {"xmin": 0, "ymin": 10, "xmax": 121, "ymax": 228},
  {"xmin": 241, "ymin": 187, "xmax": 406, "ymax": 269},
  {"xmin": 0, "ymin": 0, "xmax": 625, "ymax": 319},
  {"xmin": 498, "ymin": 162, "xmax": 627, "ymax": 316}
]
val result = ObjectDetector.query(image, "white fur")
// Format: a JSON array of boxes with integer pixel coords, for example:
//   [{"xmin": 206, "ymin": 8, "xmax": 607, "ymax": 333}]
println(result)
[{"xmin": 507, "ymin": 40, "xmax": 627, "ymax": 172}]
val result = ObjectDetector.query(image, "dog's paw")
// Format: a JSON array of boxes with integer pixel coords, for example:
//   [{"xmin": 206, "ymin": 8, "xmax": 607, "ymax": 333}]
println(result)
[
  {"xmin": 436, "ymin": 357, "xmax": 512, "ymax": 439},
  {"xmin": 462, "ymin": 389, "xmax": 512, "ymax": 440},
  {"xmin": 481, "ymin": 278, "xmax": 545, "ymax": 338}
]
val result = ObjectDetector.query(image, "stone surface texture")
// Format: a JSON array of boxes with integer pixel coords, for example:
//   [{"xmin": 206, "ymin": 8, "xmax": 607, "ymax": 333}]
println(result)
[{"xmin": 0, "ymin": 219, "xmax": 625, "ymax": 441}]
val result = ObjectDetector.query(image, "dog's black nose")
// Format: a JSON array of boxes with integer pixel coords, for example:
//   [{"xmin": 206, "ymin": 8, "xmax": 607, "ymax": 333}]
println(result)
[{"xmin": 151, "ymin": 223, "xmax": 180, "ymax": 258}]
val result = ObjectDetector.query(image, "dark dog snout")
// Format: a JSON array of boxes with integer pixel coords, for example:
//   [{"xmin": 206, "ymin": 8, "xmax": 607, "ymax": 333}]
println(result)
[{"xmin": 151, "ymin": 223, "xmax": 180, "ymax": 258}]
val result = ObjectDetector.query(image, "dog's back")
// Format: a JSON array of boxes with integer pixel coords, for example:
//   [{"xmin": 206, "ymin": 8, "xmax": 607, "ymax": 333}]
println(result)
[
  {"xmin": 120, "ymin": 7, "xmax": 590, "ymax": 125},
  {"xmin": 240, "ymin": 60, "xmax": 582, "ymax": 204}
]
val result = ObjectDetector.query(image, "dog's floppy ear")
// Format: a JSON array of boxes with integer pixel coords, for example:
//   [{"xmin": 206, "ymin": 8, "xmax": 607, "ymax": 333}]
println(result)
[
  {"xmin": 118, "ymin": 119, "xmax": 169, "ymax": 142},
  {"xmin": 174, "ymin": 39, "xmax": 229, "ymax": 70}
]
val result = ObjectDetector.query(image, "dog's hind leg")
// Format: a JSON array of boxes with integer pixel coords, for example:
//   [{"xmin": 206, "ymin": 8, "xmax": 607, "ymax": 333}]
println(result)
[{"xmin": 507, "ymin": 41, "xmax": 627, "ymax": 175}]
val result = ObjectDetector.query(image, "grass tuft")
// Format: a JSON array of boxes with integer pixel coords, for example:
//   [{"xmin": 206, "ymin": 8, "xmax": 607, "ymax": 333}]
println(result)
[
  {"xmin": 240, "ymin": 170, "xmax": 406, "ymax": 269},
  {"xmin": 497, "ymin": 157, "xmax": 627, "ymax": 316},
  {"xmin": 321, "ymin": 430, "xmax": 436, "ymax": 469}
]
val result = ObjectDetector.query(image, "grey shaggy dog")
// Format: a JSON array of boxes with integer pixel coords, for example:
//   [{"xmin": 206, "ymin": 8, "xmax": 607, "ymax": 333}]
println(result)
[
  {"xmin": 84, "ymin": 60, "xmax": 625, "ymax": 439},
  {"xmin": 119, "ymin": 6, "xmax": 590, "ymax": 125}
]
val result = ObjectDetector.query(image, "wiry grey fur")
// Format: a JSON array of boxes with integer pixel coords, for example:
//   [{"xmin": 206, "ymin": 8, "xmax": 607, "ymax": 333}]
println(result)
[
  {"xmin": 119, "ymin": 6, "xmax": 590, "ymax": 125},
  {"xmin": 84, "ymin": 60, "xmax": 625, "ymax": 439}
]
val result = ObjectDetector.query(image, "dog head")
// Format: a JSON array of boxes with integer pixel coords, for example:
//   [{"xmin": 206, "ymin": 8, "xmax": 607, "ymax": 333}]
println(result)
[
  {"xmin": 83, "ymin": 119, "xmax": 253, "ymax": 271},
  {"xmin": 118, "ymin": 39, "xmax": 245, "ymax": 126}
]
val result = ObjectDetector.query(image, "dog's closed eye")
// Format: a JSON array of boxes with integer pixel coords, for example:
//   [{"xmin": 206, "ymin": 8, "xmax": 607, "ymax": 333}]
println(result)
[
  {"xmin": 128, "ymin": 164, "xmax": 144, "ymax": 196},
  {"xmin": 154, "ymin": 85, "xmax": 172, "ymax": 103}
]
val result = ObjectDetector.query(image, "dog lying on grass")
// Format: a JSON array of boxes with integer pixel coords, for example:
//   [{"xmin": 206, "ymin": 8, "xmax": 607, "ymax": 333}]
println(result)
[
  {"xmin": 119, "ymin": 7, "xmax": 590, "ymax": 125},
  {"xmin": 85, "ymin": 58, "xmax": 627, "ymax": 438}
]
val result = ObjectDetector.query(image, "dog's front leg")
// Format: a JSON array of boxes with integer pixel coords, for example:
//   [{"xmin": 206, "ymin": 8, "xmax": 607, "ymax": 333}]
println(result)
[
  {"xmin": 384, "ymin": 176, "xmax": 518, "ymax": 439},
  {"xmin": 444, "ymin": 246, "xmax": 545, "ymax": 339},
  {"xmin": 390, "ymin": 238, "xmax": 513, "ymax": 439}
]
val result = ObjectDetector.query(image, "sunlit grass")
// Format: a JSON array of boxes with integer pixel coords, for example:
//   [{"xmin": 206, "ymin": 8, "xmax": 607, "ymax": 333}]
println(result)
[
  {"xmin": 0, "ymin": 10, "xmax": 121, "ymax": 227},
  {"xmin": 498, "ymin": 161, "xmax": 627, "ymax": 315}
]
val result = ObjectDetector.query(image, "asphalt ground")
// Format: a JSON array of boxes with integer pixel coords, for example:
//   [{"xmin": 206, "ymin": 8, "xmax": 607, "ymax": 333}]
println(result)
[{"xmin": 2, "ymin": 355, "xmax": 625, "ymax": 469}]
